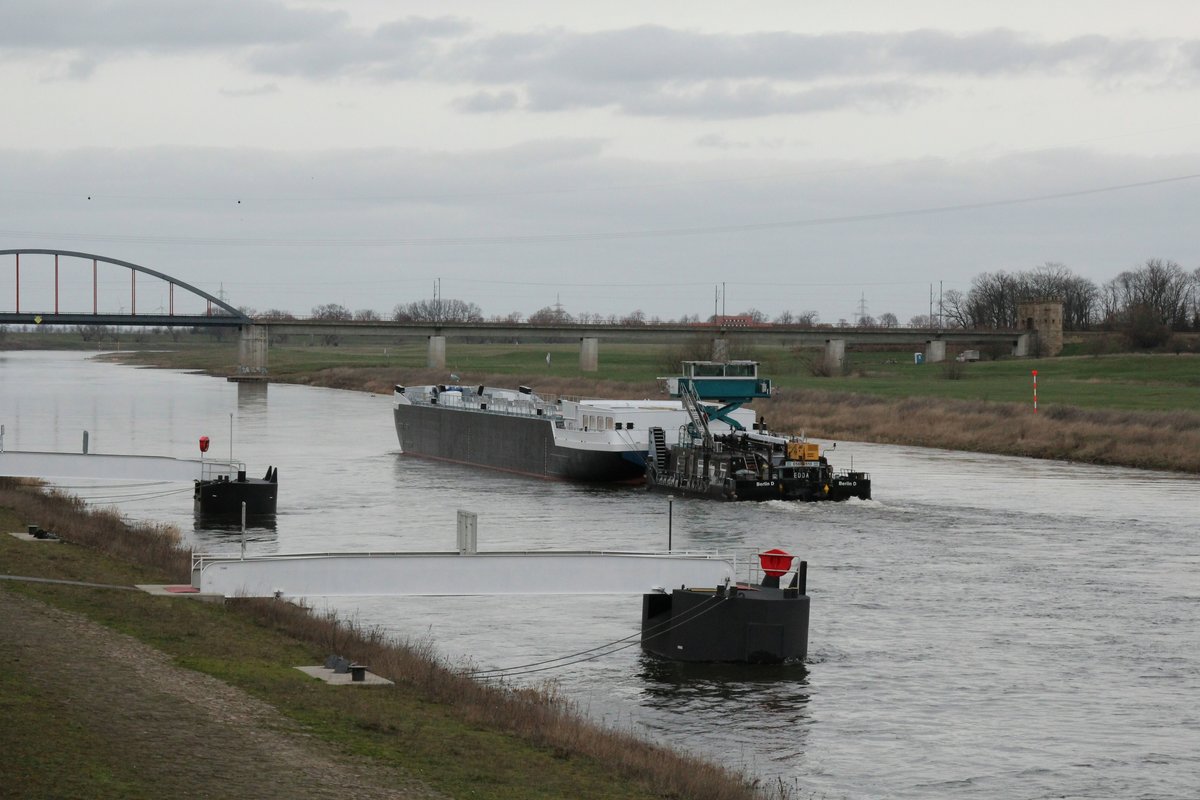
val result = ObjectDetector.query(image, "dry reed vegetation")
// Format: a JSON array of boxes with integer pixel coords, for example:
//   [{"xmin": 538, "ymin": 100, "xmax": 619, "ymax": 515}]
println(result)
[
  {"xmin": 758, "ymin": 390, "xmax": 1200, "ymax": 472},
  {"xmin": 0, "ymin": 480, "xmax": 191, "ymax": 578},
  {"xmin": 0, "ymin": 480, "xmax": 771, "ymax": 800}
]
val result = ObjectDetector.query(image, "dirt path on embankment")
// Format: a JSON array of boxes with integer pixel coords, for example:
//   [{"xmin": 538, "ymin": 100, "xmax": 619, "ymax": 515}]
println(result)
[{"xmin": 0, "ymin": 589, "xmax": 446, "ymax": 800}]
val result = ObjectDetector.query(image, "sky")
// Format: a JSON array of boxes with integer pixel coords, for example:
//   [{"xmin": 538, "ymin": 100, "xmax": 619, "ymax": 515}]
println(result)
[{"xmin": 3, "ymin": 0, "xmax": 1199, "ymax": 324}]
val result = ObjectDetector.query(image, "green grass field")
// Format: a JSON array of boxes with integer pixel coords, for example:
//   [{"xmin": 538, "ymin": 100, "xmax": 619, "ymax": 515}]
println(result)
[{"xmin": 276, "ymin": 340, "xmax": 1200, "ymax": 413}]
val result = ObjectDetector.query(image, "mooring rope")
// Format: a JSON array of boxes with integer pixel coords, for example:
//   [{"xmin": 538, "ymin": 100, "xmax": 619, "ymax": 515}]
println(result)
[{"xmin": 465, "ymin": 592, "xmax": 731, "ymax": 679}]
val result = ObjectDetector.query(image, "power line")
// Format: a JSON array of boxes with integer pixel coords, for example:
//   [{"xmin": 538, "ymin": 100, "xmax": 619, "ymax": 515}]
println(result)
[
  {"xmin": 2, "ymin": 172, "xmax": 1197, "ymax": 249},
  {"xmin": 12, "ymin": 120, "xmax": 1200, "ymax": 206}
]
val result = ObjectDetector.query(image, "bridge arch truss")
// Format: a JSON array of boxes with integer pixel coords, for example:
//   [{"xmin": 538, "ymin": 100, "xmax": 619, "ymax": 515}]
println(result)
[{"xmin": 0, "ymin": 249, "xmax": 249, "ymax": 327}]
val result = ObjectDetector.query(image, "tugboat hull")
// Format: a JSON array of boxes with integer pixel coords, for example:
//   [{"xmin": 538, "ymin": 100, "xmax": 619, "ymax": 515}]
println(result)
[
  {"xmin": 641, "ymin": 586, "xmax": 809, "ymax": 663},
  {"xmin": 647, "ymin": 360, "xmax": 873, "ymax": 503},
  {"xmin": 647, "ymin": 458, "xmax": 871, "ymax": 502},
  {"xmin": 194, "ymin": 467, "xmax": 277, "ymax": 520}
]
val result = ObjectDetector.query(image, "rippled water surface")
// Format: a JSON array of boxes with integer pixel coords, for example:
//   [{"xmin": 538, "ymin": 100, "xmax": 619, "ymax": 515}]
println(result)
[{"xmin": 4, "ymin": 351, "xmax": 1198, "ymax": 798}]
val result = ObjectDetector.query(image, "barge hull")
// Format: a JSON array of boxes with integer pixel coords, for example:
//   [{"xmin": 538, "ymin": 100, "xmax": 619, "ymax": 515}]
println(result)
[{"xmin": 394, "ymin": 404, "xmax": 645, "ymax": 482}]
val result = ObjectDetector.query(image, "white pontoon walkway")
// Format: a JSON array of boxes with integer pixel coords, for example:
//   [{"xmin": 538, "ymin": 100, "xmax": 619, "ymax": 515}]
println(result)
[
  {"xmin": 191, "ymin": 550, "xmax": 737, "ymax": 597},
  {"xmin": 0, "ymin": 450, "xmax": 242, "ymax": 482}
]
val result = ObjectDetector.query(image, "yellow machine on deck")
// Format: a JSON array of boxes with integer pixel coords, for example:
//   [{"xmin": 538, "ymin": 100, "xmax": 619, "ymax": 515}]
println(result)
[{"xmin": 787, "ymin": 442, "xmax": 821, "ymax": 462}]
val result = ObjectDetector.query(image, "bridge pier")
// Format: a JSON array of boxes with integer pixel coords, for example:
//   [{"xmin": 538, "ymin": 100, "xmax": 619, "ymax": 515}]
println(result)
[
  {"xmin": 824, "ymin": 338, "xmax": 845, "ymax": 370},
  {"xmin": 924, "ymin": 339, "xmax": 946, "ymax": 363},
  {"xmin": 237, "ymin": 325, "xmax": 268, "ymax": 375},
  {"xmin": 1013, "ymin": 333, "xmax": 1032, "ymax": 357},
  {"xmin": 580, "ymin": 337, "xmax": 599, "ymax": 372},
  {"xmin": 712, "ymin": 337, "xmax": 729, "ymax": 361},
  {"xmin": 427, "ymin": 335, "xmax": 446, "ymax": 369}
]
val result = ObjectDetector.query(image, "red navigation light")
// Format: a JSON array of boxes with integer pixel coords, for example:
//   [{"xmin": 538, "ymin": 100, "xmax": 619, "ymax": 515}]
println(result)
[
  {"xmin": 199, "ymin": 436, "xmax": 210, "ymax": 454},
  {"xmin": 758, "ymin": 548, "xmax": 794, "ymax": 577}
]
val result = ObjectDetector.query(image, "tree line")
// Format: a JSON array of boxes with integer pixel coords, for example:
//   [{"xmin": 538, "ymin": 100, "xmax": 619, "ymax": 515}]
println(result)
[
  {"xmin": 240, "ymin": 257, "xmax": 1199, "ymax": 342},
  {"xmin": 940, "ymin": 260, "xmax": 1199, "ymax": 335}
]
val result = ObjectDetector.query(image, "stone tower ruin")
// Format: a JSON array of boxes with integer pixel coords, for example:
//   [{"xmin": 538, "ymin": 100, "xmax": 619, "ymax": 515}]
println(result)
[{"xmin": 1016, "ymin": 301, "xmax": 1064, "ymax": 357}]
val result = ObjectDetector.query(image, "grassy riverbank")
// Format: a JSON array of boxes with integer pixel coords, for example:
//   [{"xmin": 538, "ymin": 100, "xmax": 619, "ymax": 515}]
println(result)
[
  {"xmin": 93, "ymin": 338, "xmax": 1200, "ymax": 473},
  {"xmin": 0, "ymin": 481, "xmax": 780, "ymax": 800}
]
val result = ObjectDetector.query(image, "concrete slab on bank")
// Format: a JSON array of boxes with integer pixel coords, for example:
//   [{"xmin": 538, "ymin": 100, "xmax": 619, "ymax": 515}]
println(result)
[
  {"xmin": 136, "ymin": 584, "xmax": 226, "ymax": 604},
  {"xmin": 8, "ymin": 531, "xmax": 62, "ymax": 543},
  {"xmin": 295, "ymin": 666, "xmax": 394, "ymax": 687}
]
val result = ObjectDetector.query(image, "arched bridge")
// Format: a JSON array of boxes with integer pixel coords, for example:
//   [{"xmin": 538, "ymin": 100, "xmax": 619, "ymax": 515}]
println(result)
[
  {"xmin": 0, "ymin": 249, "xmax": 249, "ymax": 327},
  {"xmin": 2, "ymin": 248, "xmax": 1035, "ymax": 375}
]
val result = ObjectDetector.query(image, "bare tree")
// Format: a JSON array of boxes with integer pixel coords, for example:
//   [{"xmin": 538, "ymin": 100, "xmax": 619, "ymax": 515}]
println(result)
[
  {"xmin": 777, "ymin": 310, "xmax": 820, "ymax": 326},
  {"xmin": 489, "ymin": 311, "xmax": 523, "ymax": 323},
  {"xmin": 354, "ymin": 308, "xmax": 380, "ymax": 321},
  {"xmin": 1102, "ymin": 259, "xmax": 1194, "ymax": 329},
  {"xmin": 311, "ymin": 303, "xmax": 352, "ymax": 320},
  {"xmin": 878, "ymin": 312, "xmax": 899, "ymax": 328},
  {"xmin": 1192, "ymin": 266, "xmax": 1200, "ymax": 329},
  {"xmin": 527, "ymin": 305, "xmax": 573, "ymax": 325},
  {"xmin": 941, "ymin": 289, "xmax": 971, "ymax": 328},
  {"xmin": 1028, "ymin": 262, "xmax": 1099, "ymax": 330},
  {"xmin": 953, "ymin": 264, "xmax": 1100, "ymax": 330},
  {"xmin": 392, "ymin": 298, "xmax": 483, "ymax": 323},
  {"xmin": 960, "ymin": 271, "xmax": 1022, "ymax": 328}
]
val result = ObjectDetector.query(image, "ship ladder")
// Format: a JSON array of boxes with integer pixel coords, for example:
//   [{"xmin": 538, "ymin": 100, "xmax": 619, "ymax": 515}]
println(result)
[
  {"xmin": 649, "ymin": 427, "xmax": 670, "ymax": 474},
  {"xmin": 678, "ymin": 379, "xmax": 714, "ymax": 448}
]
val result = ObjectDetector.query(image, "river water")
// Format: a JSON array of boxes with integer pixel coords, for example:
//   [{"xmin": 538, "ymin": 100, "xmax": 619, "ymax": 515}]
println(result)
[{"xmin": 3, "ymin": 350, "xmax": 1197, "ymax": 799}]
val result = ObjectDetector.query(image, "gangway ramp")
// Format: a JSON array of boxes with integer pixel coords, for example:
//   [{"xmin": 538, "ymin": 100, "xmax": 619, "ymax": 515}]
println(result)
[
  {"xmin": 0, "ymin": 450, "xmax": 239, "ymax": 482},
  {"xmin": 191, "ymin": 550, "xmax": 736, "ymax": 598}
]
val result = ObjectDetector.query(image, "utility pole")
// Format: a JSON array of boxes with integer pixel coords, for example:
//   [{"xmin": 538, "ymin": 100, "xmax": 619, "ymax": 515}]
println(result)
[
  {"xmin": 722, "ymin": 282, "xmax": 726, "ymax": 317},
  {"xmin": 939, "ymin": 280, "xmax": 943, "ymax": 328}
]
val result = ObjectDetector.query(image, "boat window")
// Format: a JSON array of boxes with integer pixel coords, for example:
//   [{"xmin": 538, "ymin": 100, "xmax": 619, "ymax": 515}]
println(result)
[
  {"xmin": 725, "ymin": 363, "xmax": 757, "ymax": 377},
  {"xmin": 606, "ymin": 417, "xmax": 614, "ymax": 430}
]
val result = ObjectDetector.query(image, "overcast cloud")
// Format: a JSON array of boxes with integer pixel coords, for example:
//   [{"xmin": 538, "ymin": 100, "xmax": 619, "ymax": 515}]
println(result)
[{"xmin": 2, "ymin": 1, "xmax": 1199, "ymax": 323}]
